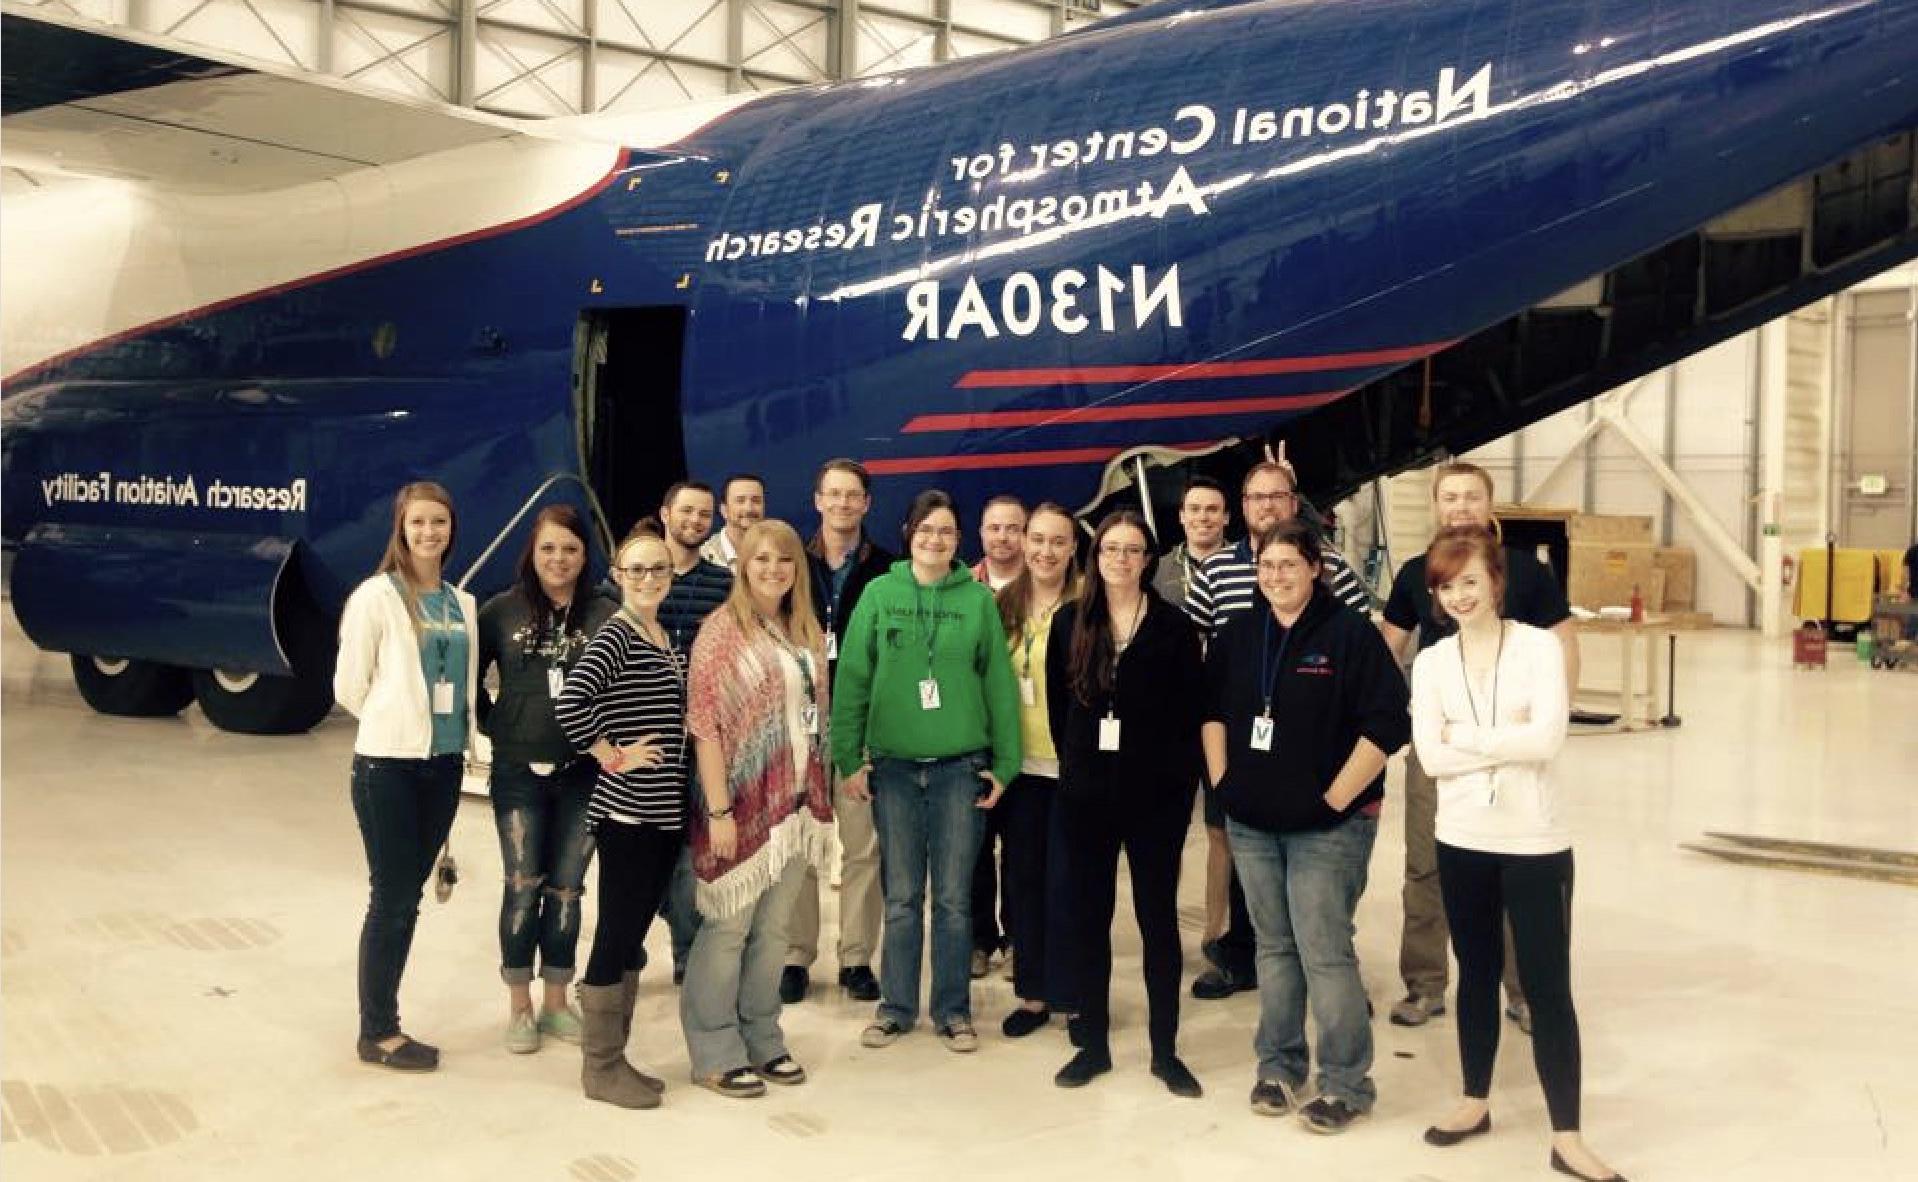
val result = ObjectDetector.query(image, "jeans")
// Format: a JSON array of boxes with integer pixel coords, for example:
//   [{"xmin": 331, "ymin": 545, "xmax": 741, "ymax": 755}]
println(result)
[
  {"xmin": 490, "ymin": 760, "xmax": 596, "ymax": 985},
  {"xmin": 1228, "ymin": 814, "xmax": 1379, "ymax": 1111},
  {"xmin": 679, "ymin": 858, "xmax": 810, "ymax": 1078},
  {"xmin": 659, "ymin": 845, "xmax": 701, "ymax": 973},
  {"xmin": 350, "ymin": 754, "xmax": 463, "ymax": 1042},
  {"xmin": 1000, "ymin": 774, "xmax": 1059, "ymax": 1004},
  {"xmin": 582, "ymin": 821, "xmax": 682, "ymax": 987},
  {"xmin": 870, "ymin": 752, "xmax": 988, "ymax": 1029},
  {"xmin": 1053, "ymin": 783, "xmax": 1193, "ymax": 1056},
  {"xmin": 1438, "ymin": 843, "xmax": 1583, "ymax": 1130}
]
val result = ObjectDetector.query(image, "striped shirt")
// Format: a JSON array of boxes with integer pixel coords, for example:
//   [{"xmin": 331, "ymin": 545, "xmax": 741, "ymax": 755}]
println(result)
[
  {"xmin": 1198, "ymin": 536, "xmax": 1374, "ymax": 635},
  {"xmin": 555, "ymin": 614, "xmax": 688, "ymax": 830}
]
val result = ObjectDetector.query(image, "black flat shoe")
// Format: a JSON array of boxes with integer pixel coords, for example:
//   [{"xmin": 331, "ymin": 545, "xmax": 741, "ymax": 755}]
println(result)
[
  {"xmin": 1423, "ymin": 1112, "xmax": 1491, "ymax": 1146},
  {"xmin": 1150, "ymin": 1055, "xmax": 1202, "ymax": 1098},
  {"xmin": 779, "ymin": 966, "xmax": 809, "ymax": 1004},
  {"xmin": 1053, "ymin": 1048, "xmax": 1112, "ymax": 1088},
  {"xmin": 356, "ymin": 1034, "xmax": 438, "ymax": 1072},
  {"xmin": 838, "ymin": 965, "xmax": 880, "ymax": 1002},
  {"xmin": 1551, "ymin": 1149, "xmax": 1627, "ymax": 1182},
  {"xmin": 1001, "ymin": 1007, "xmax": 1049, "ymax": 1038}
]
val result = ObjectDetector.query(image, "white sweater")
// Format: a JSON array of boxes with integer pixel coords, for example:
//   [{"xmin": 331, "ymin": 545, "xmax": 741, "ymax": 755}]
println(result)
[
  {"xmin": 333, "ymin": 575, "xmax": 480, "ymax": 759},
  {"xmin": 1410, "ymin": 621, "xmax": 1570, "ymax": 856}
]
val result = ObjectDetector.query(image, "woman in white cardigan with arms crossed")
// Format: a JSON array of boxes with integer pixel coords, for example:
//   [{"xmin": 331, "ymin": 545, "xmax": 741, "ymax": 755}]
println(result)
[
  {"xmin": 1410, "ymin": 526, "xmax": 1624, "ymax": 1182},
  {"xmin": 333, "ymin": 481, "xmax": 480, "ymax": 1073}
]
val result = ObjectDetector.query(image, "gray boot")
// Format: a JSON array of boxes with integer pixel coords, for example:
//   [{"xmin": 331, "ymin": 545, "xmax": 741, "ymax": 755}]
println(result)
[
  {"xmin": 578, "ymin": 984, "xmax": 661, "ymax": 1109},
  {"xmin": 618, "ymin": 971, "xmax": 664, "ymax": 1093}
]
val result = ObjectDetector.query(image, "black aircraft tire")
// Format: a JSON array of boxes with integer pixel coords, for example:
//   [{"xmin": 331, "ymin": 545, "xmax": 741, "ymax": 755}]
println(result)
[
  {"xmin": 69, "ymin": 655, "xmax": 196, "ymax": 717},
  {"xmin": 192, "ymin": 667, "xmax": 336, "ymax": 735}
]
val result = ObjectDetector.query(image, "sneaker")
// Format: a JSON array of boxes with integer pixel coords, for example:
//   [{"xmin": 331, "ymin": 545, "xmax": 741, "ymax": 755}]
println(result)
[
  {"xmin": 1191, "ymin": 967, "xmax": 1255, "ymax": 1000},
  {"xmin": 1389, "ymin": 993, "xmax": 1446, "ymax": 1027},
  {"xmin": 969, "ymin": 949, "xmax": 991, "ymax": 979},
  {"xmin": 838, "ymin": 965, "xmax": 880, "ymax": 1002},
  {"xmin": 860, "ymin": 1019, "xmax": 907, "ymax": 1048},
  {"xmin": 1506, "ymin": 1000, "xmax": 1534, "ymax": 1035},
  {"xmin": 537, "ymin": 1001, "xmax": 583, "ymax": 1044},
  {"xmin": 756, "ymin": 1054, "xmax": 807, "ymax": 1086},
  {"xmin": 938, "ymin": 1019, "xmax": 979, "ymax": 1053},
  {"xmin": 1300, "ymin": 1095, "xmax": 1365, "ymax": 1134},
  {"xmin": 779, "ymin": 966, "xmax": 809, "ymax": 1004},
  {"xmin": 1249, "ymin": 1078, "xmax": 1296, "ymax": 1116},
  {"xmin": 504, "ymin": 1009, "xmax": 540, "ymax": 1054}
]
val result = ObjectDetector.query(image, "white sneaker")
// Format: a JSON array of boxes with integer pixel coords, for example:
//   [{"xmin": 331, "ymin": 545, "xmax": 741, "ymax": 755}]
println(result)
[
  {"xmin": 503, "ymin": 1009, "xmax": 540, "ymax": 1054},
  {"xmin": 939, "ymin": 1020, "xmax": 979, "ymax": 1053}
]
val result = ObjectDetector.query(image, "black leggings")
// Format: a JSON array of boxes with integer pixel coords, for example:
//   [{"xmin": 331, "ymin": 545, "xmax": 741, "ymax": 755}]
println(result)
[
  {"xmin": 1437, "ymin": 842, "xmax": 1582, "ymax": 1130},
  {"xmin": 582, "ymin": 820, "xmax": 682, "ymax": 986},
  {"xmin": 1050, "ymin": 785, "xmax": 1194, "ymax": 1057}
]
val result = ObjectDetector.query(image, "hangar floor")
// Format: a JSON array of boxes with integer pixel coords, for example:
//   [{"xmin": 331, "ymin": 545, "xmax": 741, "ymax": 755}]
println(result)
[{"xmin": 3, "ymin": 611, "xmax": 1915, "ymax": 1182}]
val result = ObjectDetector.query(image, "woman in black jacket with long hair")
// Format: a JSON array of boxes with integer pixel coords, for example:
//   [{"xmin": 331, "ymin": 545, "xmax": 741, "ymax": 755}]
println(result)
[{"xmin": 1044, "ymin": 510, "xmax": 1205, "ymax": 1098}]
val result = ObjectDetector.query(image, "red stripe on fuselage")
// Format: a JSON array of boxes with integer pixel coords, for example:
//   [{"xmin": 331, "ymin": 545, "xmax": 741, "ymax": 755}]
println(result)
[
  {"xmin": 953, "ymin": 343, "xmax": 1447, "ymax": 389},
  {"xmin": 865, "ymin": 440, "xmax": 1226, "ymax": 476},
  {"xmin": 901, "ymin": 388, "xmax": 1351, "ymax": 433},
  {"xmin": 3, "ymin": 149, "xmax": 633, "ymax": 388}
]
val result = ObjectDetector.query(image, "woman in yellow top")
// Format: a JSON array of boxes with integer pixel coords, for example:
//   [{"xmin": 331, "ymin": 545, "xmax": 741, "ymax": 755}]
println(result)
[{"xmin": 992, "ymin": 502, "xmax": 1080, "ymax": 1038}]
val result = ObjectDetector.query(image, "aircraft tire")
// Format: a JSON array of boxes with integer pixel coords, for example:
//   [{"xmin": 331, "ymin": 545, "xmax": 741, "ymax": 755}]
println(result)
[
  {"xmin": 191, "ymin": 666, "xmax": 336, "ymax": 735},
  {"xmin": 69, "ymin": 655, "xmax": 196, "ymax": 717}
]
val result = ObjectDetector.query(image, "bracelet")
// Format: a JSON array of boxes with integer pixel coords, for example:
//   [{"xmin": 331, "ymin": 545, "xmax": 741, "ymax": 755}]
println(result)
[
  {"xmin": 603, "ymin": 746, "xmax": 626, "ymax": 772},
  {"xmin": 710, "ymin": 806, "xmax": 734, "ymax": 820}
]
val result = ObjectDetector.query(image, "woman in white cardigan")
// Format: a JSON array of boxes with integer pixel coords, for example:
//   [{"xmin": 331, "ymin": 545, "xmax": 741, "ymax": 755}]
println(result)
[
  {"xmin": 1410, "ymin": 526, "xmax": 1624, "ymax": 1182},
  {"xmin": 333, "ymin": 481, "xmax": 480, "ymax": 1073}
]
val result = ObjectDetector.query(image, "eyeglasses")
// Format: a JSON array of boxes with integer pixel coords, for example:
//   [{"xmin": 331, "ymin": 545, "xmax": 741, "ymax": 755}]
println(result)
[
  {"xmin": 913, "ymin": 526, "xmax": 959, "ymax": 541},
  {"xmin": 1245, "ymin": 491, "xmax": 1298, "ymax": 506},
  {"xmin": 1099, "ymin": 543, "xmax": 1148, "ymax": 560},
  {"xmin": 615, "ymin": 564, "xmax": 673, "ymax": 581},
  {"xmin": 1258, "ymin": 560, "xmax": 1310, "ymax": 576}
]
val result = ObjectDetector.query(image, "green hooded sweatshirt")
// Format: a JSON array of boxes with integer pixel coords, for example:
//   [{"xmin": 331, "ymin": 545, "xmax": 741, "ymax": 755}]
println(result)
[{"xmin": 830, "ymin": 559, "xmax": 1022, "ymax": 786}]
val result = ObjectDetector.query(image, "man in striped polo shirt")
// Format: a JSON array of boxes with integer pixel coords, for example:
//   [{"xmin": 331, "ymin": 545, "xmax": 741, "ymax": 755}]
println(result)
[{"xmin": 1186, "ymin": 457, "xmax": 1375, "ymax": 1000}]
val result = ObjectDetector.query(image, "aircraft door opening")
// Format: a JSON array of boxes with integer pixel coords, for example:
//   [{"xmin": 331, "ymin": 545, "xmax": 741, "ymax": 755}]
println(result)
[{"xmin": 575, "ymin": 307, "xmax": 689, "ymax": 542}]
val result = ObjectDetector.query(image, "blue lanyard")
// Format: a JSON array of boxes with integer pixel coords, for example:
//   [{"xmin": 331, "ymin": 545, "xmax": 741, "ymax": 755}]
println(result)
[{"xmin": 1258, "ymin": 610, "xmax": 1295, "ymax": 718}]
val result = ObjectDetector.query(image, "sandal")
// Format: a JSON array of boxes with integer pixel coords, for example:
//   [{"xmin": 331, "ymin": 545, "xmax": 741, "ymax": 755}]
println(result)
[
  {"xmin": 756, "ymin": 1055, "xmax": 807, "ymax": 1086},
  {"xmin": 698, "ymin": 1067, "xmax": 766, "ymax": 1098},
  {"xmin": 356, "ymin": 1034, "xmax": 439, "ymax": 1072}
]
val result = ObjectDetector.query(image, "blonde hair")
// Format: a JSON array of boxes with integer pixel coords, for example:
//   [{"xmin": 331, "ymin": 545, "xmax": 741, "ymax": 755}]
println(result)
[
  {"xmin": 723, "ymin": 519, "xmax": 823, "ymax": 651},
  {"xmin": 612, "ymin": 534, "xmax": 671, "ymax": 610},
  {"xmin": 374, "ymin": 481, "xmax": 457, "ymax": 634}
]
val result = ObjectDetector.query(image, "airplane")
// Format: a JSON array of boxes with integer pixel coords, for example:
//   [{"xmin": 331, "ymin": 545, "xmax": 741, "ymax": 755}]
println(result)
[{"xmin": 4, "ymin": 0, "xmax": 1916, "ymax": 734}]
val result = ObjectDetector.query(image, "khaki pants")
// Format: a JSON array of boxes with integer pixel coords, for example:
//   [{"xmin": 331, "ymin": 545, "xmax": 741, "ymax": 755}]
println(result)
[
  {"xmin": 1399, "ymin": 750, "xmax": 1524, "ymax": 1006},
  {"xmin": 786, "ymin": 776, "xmax": 881, "ymax": 970}
]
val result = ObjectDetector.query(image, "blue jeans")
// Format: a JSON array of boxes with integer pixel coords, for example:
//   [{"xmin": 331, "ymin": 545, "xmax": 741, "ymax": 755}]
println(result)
[
  {"xmin": 489, "ymin": 760, "xmax": 596, "ymax": 985},
  {"xmin": 659, "ymin": 845, "xmax": 700, "ymax": 973},
  {"xmin": 870, "ymin": 752, "xmax": 988, "ymax": 1029},
  {"xmin": 1228, "ymin": 814, "xmax": 1379, "ymax": 1110},
  {"xmin": 350, "ymin": 754, "xmax": 463, "ymax": 1042},
  {"xmin": 679, "ymin": 858, "xmax": 809, "ymax": 1078}
]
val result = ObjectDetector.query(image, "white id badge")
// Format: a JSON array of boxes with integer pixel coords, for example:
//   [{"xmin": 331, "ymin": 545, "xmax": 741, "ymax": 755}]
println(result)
[
  {"xmin": 432, "ymin": 679, "xmax": 455, "ymax": 715},
  {"xmin": 801, "ymin": 702, "xmax": 819, "ymax": 735},
  {"xmin": 1098, "ymin": 715, "xmax": 1122, "ymax": 751},
  {"xmin": 918, "ymin": 678, "xmax": 942, "ymax": 711},
  {"xmin": 1019, "ymin": 676, "xmax": 1037, "ymax": 707},
  {"xmin": 1250, "ymin": 715, "xmax": 1275, "ymax": 752},
  {"xmin": 547, "ymin": 667, "xmax": 565, "ymax": 699},
  {"xmin": 826, "ymin": 631, "xmax": 839, "ymax": 660}
]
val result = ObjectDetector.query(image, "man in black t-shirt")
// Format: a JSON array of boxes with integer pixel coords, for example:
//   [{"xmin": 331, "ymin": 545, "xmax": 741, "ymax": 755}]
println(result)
[{"xmin": 1377, "ymin": 462, "xmax": 1579, "ymax": 1035}]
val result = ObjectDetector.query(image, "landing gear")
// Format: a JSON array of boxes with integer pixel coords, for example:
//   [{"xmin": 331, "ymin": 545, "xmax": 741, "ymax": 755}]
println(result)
[
  {"xmin": 69, "ymin": 655, "xmax": 195, "ymax": 717},
  {"xmin": 190, "ymin": 665, "xmax": 335, "ymax": 735}
]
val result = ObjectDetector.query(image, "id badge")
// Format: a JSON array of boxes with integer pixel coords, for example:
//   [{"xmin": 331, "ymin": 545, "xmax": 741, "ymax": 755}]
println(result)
[
  {"xmin": 826, "ymin": 631, "xmax": 839, "ymax": 660},
  {"xmin": 1250, "ymin": 714, "xmax": 1275, "ymax": 752},
  {"xmin": 547, "ymin": 667, "xmax": 565, "ymax": 699},
  {"xmin": 432, "ymin": 678, "xmax": 455, "ymax": 716},
  {"xmin": 1098, "ymin": 715, "xmax": 1121, "ymax": 752},
  {"xmin": 1019, "ymin": 676, "xmax": 1037, "ymax": 707},
  {"xmin": 801, "ymin": 702, "xmax": 819, "ymax": 735},
  {"xmin": 918, "ymin": 677, "xmax": 942, "ymax": 711}
]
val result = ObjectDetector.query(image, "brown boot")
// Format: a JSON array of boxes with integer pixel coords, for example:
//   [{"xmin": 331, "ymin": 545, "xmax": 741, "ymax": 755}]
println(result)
[
  {"xmin": 578, "ymin": 984, "xmax": 660, "ymax": 1109},
  {"xmin": 617, "ymin": 971, "xmax": 663, "ymax": 1093}
]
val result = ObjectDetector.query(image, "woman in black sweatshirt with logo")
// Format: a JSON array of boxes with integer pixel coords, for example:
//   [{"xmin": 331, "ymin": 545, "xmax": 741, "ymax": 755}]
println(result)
[{"xmin": 1202, "ymin": 519, "xmax": 1409, "ymax": 1135}]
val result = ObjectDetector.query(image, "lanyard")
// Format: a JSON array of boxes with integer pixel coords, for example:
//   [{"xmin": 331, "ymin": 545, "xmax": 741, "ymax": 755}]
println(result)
[
  {"xmin": 619, "ymin": 606, "xmax": 683, "ymax": 692},
  {"xmin": 1258, "ymin": 609, "xmax": 1296, "ymax": 718},
  {"xmin": 913, "ymin": 581, "xmax": 943, "ymax": 674},
  {"xmin": 394, "ymin": 573, "xmax": 454, "ymax": 680},
  {"xmin": 1458, "ymin": 622, "xmax": 1504, "ymax": 726},
  {"xmin": 1017, "ymin": 595, "xmax": 1061, "ymax": 679},
  {"xmin": 759, "ymin": 616, "xmax": 817, "ymax": 705},
  {"xmin": 1109, "ymin": 594, "xmax": 1146, "ymax": 698}
]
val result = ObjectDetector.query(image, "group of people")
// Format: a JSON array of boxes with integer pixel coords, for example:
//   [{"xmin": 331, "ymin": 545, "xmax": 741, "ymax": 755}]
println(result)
[{"xmin": 330, "ymin": 458, "xmax": 1624, "ymax": 1182}]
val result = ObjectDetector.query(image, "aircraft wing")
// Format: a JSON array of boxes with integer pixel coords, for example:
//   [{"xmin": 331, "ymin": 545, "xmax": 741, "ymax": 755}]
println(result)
[{"xmin": 1, "ymin": 2, "xmax": 532, "ymax": 193}]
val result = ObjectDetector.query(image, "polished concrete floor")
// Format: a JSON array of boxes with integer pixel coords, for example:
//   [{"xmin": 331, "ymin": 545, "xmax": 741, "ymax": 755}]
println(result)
[{"xmin": 3, "ymin": 613, "xmax": 1915, "ymax": 1181}]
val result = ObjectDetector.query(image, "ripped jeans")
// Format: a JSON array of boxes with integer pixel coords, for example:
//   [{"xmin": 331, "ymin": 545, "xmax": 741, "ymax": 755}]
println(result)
[{"xmin": 490, "ymin": 759, "xmax": 597, "ymax": 985}]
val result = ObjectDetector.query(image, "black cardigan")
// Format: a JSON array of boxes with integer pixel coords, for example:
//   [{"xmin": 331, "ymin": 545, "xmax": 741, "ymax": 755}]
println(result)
[
  {"xmin": 1045, "ymin": 594, "xmax": 1204, "ymax": 802},
  {"xmin": 1203, "ymin": 584, "xmax": 1410, "ymax": 833}
]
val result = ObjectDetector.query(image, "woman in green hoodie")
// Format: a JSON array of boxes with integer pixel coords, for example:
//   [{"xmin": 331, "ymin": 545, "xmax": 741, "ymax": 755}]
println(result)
[{"xmin": 832, "ymin": 489, "xmax": 1021, "ymax": 1053}]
